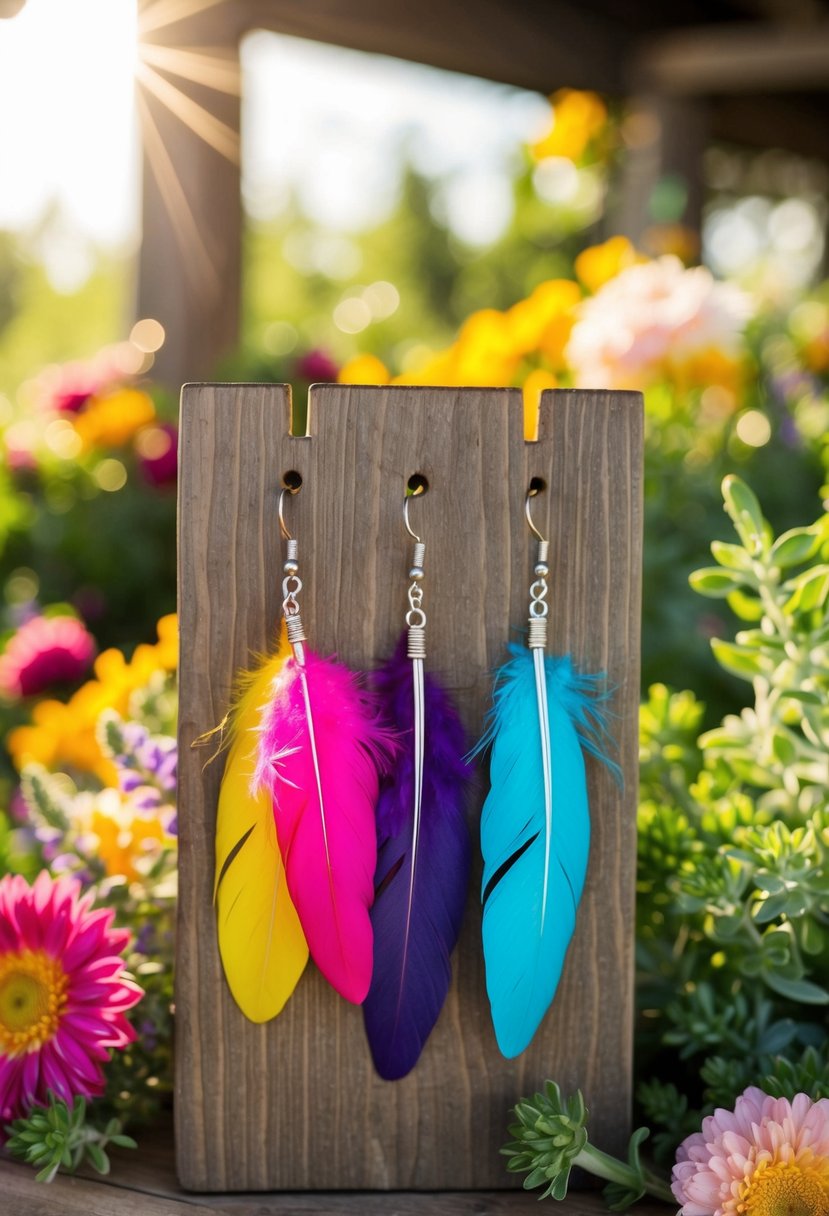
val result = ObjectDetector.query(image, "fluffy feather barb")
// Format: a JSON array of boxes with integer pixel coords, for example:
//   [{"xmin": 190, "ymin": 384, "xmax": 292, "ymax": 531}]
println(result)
[
  {"xmin": 255, "ymin": 649, "xmax": 393, "ymax": 1004},
  {"xmin": 214, "ymin": 628, "xmax": 309, "ymax": 1023},
  {"xmin": 476, "ymin": 643, "xmax": 617, "ymax": 1058},
  {"xmin": 363, "ymin": 636, "xmax": 471, "ymax": 1080}
]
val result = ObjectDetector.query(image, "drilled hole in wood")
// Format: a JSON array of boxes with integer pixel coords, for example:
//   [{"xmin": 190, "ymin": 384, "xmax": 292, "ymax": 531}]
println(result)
[
  {"xmin": 282, "ymin": 470, "xmax": 303, "ymax": 492},
  {"xmin": 528, "ymin": 476, "xmax": 547, "ymax": 496},
  {"xmin": 407, "ymin": 473, "xmax": 429, "ymax": 496}
]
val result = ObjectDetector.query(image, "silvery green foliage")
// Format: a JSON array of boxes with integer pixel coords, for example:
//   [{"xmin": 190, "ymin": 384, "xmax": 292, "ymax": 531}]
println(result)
[{"xmin": 637, "ymin": 475, "xmax": 829, "ymax": 1156}]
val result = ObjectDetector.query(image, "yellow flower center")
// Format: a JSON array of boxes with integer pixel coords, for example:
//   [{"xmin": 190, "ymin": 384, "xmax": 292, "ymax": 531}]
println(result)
[
  {"xmin": 0, "ymin": 949, "xmax": 68, "ymax": 1055},
  {"xmin": 742, "ymin": 1161, "xmax": 829, "ymax": 1216}
]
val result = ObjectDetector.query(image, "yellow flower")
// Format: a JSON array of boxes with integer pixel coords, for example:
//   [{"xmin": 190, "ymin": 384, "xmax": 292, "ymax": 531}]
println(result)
[
  {"xmin": 506, "ymin": 281, "xmax": 581, "ymax": 363},
  {"xmin": 8, "ymin": 615, "xmax": 177, "ymax": 779},
  {"xmin": 574, "ymin": 237, "xmax": 641, "ymax": 294},
  {"xmin": 71, "ymin": 388, "xmax": 156, "ymax": 452},
  {"xmin": 676, "ymin": 348, "xmax": 744, "ymax": 395},
  {"xmin": 338, "ymin": 354, "xmax": 390, "ymax": 385},
  {"xmin": 531, "ymin": 90, "xmax": 608, "ymax": 163},
  {"xmin": 77, "ymin": 788, "xmax": 171, "ymax": 882},
  {"xmin": 522, "ymin": 369, "xmax": 558, "ymax": 442}
]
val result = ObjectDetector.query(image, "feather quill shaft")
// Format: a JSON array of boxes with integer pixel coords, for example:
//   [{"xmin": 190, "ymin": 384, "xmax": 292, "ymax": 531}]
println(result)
[
  {"xmin": 214, "ymin": 627, "xmax": 309, "ymax": 1023},
  {"xmin": 364, "ymin": 635, "xmax": 471, "ymax": 1080},
  {"xmin": 475, "ymin": 643, "xmax": 617, "ymax": 1059}
]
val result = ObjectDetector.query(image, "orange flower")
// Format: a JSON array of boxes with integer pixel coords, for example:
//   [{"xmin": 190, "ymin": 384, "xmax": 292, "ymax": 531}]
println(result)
[
  {"xmin": 574, "ymin": 237, "xmax": 641, "ymax": 294},
  {"xmin": 522, "ymin": 369, "xmax": 558, "ymax": 441},
  {"xmin": 506, "ymin": 281, "xmax": 581, "ymax": 364},
  {"xmin": 78, "ymin": 789, "xmax": 171, "ymax": 882},
  {"xmin": 338, "ymin": 354, "xmax": 390, "ymax": 385},
  {"xmin": 71, "ymin": 388, "xmax": 156, "ymax": 452},
  {"xmin": 531, "ymin": 90, "xmax": 608, "ymax": 163},
  {"xmin": 8, "ymin": 615, "xmax": 177, "ymax": 780}
]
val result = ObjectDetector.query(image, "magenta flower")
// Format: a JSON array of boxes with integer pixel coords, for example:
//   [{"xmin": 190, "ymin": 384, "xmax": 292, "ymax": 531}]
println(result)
[
  {"xmin": 0, "ymin": 872, "xmax": 142, "ymax": 1122},
  {"xmin": 294, "ymin": 348, "xmax": 339, "ymax": 382},
  {"xmin": 0, "ymin": 615, "xmax": 96, "ymax": 698},
  {"xmin": 672, "ymin": 1086, "xmax": 829, "ymax": 1216},
  {"xmin": 136, "ymin": 422, "xmax": 178, "ymax": 487}
]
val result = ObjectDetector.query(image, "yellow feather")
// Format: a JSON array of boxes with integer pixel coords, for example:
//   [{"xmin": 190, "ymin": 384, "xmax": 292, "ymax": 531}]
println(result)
[{"xmin": 214, "ymin": 626, "xmax": 308, "ymax": 1022}]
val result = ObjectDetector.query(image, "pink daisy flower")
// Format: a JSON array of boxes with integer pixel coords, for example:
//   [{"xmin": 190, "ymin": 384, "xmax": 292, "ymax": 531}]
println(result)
[
  {"xmin": 0, "ymin": 872, "xmax": 142, "ymax": 1123},
  {"xmin": 0, "ymin": 614, "xmax": 96, "ymax": 698},
  {"xmin": 672, "ymin": 1085, "xmax": 829, "ymax": 1216}
]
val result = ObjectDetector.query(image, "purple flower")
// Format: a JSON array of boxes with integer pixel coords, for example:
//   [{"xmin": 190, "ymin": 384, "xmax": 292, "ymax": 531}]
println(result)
[{"xmin": 293, "ymin": 348, "xmax": 339, "ymax": 382}]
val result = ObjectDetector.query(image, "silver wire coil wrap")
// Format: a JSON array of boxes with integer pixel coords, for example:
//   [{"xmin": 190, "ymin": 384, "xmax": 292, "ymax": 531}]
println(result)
[
  {"xmin": 528, "ymin": 616, "xmax": 548, "ymax": 649},
  {"xmin": 406, "ymin": 534, "xmax": 426, "ymax": 645},
  {"xmin": 286, "ymin": 539, "xmax": 298, "ymax": 562},
  {"xmin": 407, "ymin": 625, "xmax": 426, "ymax": 659},
  {"xmin": 528, "ymin": 535, "xmax": 549, "ymax": 648},
  {"xmin": 285, "ymin": 613, "xmax": 306, "ymax": 644}
]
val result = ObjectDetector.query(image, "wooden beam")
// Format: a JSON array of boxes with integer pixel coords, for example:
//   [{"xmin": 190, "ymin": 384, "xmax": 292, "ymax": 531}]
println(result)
[
  {"xmin": 712, "ymin": 93, "xmax": 829, "ymax": 160},
  {"xmin": 634, "ymin": 21, "xmax": 829, "ymax": 95},
  {"xmin": 614, "ymin": 95, "xmax": 709, "ymax": 245},
  {"xmin": 232, "ymin": 0, "xmax": 629, "ymax": 95}
]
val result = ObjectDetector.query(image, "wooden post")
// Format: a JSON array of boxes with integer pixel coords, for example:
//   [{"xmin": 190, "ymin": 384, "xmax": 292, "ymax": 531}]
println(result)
[
  {"xmin": 175, "ymin": 384, "xmax": 642, "ymax": 1191},
  {"xmin": 136, "ymin": 2, "xmax": 242, "ymax": 386},
  {"xmin": 613, "ymin": 94, "xmax": 709, "ymax": 248}
]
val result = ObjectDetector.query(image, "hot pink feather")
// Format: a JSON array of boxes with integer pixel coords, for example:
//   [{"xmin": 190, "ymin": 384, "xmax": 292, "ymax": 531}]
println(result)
[{"xmin": 253, "ymin": 648, "xmax": 393, "ymax": 1004}]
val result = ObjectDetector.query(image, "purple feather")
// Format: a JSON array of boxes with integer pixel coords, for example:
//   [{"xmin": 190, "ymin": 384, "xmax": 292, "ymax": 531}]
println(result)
[{"xmin": 364, "ymin": 632, "xmax": 472, "ymax": 1080}]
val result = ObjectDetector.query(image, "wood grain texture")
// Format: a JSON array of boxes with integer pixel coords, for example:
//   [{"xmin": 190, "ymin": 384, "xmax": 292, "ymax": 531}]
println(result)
[
  {"xmin": 176, "ymin": 385, "xmax": 643, "ymax": 1192},
  {"xmin": 0, "ymin": 1151, "xmax": 670, "ymax": 1216},
  {"xmin": 0, "ymin": 1121, "xmax": 671, "ymax": 1215}
]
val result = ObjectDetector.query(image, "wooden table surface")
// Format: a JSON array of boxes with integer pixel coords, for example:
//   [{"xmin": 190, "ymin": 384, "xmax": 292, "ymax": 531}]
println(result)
[{"xmin": 0, "ymin": 1121, "xmax": 673, "ymax": 1215}]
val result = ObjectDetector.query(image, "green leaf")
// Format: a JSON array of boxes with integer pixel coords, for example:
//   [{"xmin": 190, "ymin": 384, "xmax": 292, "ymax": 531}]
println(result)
[
  {"xmin": 800, "ymin": 919, "xmax": 825, "ymax": 956},
  {"xmin": 726, "ymin": 589, "xmax": 764, "ymax": 621},
  {"xmin": 771, "ymin": 731, "xmax": 797, "ymax": 766},
  {"xmin": 753, "ymin": 892, "xmax": 790, "ymax": 924},
  {"xmin": 85, "ymin": 1143, "xmax": 110, "ymax": 1176},
  {"xmin": 690, "ymin": 568, "xmax": 747, "ymax": 598},
  {"xmin": 764, "ymin": 973, "xmax": 829, "ymax": 1005},
  {"xmin": 711, "ymin": 540, "xmax": 754, "ymax": 572},
  {"xmin": 785, "ymin": 566, "xmax": 829, "ymax": 614},
  {"xmin": 710, "ymin": 639, "xmax": 765, "ymax": 680},
  {"xmin": 771, "ymin": 527, "xmax": 821, "ymax": 568},
  {"xmin": 722, "ymin": 475, "xmax": 765, "ymax": 556}
]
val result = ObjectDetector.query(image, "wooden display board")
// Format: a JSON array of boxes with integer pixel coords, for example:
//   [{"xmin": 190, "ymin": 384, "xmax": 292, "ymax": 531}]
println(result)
[{"xmin": 175, "ymin": 384, "xmax": 643, "ymax": 1192}]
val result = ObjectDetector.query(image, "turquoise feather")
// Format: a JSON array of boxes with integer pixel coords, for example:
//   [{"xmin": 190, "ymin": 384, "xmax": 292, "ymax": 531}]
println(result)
[{"xmin": 474, "ymin": 643, "xmax": 618, "ymax": 1059}]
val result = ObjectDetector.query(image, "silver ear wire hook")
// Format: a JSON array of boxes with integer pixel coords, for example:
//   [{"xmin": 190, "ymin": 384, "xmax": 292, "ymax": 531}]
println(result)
[
  {"xmin": 403, "ymin": 490, "xmax": 423, "ymax": 544},
  {"xmin": 279, "ymin": 485, "xmax": 298, "ymax": 542},
  {"xmin": 525, "ymin": 485, "xmax": 548, "ymax": 545}
]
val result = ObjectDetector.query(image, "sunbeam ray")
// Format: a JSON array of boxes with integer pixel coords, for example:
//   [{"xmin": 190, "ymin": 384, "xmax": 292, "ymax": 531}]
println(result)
[
  {"xmin": 137, "ymin": 0, "xmax": 228, "ymax": 38},
  {"xmin": 136, "ymin": 87, "xmax": 220, "ymax": 295},
  {"xmin": 136, "ymin": 59, "xmax": 240, "ymax": 163},
  {"xmin": 138, "ymin": 43, "xmax": 240, "ymax": 94}
]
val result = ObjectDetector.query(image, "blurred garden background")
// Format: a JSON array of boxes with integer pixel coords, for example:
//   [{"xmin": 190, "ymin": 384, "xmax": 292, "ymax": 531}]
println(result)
[{"xmin": 0, "ymin": 0, "xmax": 828, "ymax": 1184}]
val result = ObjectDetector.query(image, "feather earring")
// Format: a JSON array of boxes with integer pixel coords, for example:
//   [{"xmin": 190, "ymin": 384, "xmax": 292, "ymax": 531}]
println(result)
[
  {"xmin": 214, "ymin": 622, "xmax": 309, "ymax": 1023},
  {"xmin": 363, "ymin": 485, "xmax": 472, "ymax": 1080},
  {"xmin": 215, "ymin": 480, "xmax": 393, "ymax": 1015},
  {"xmin": 473, "ymin": 481, "xmax": 619, "ymax": 1059}
]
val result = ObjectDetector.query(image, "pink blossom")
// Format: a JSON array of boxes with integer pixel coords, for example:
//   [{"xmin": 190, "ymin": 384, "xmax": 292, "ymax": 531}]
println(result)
[
  {"xmin": 0, "ymin": 872, "xmax": 142, "ymax": 1122},
  {"xmin": 0, "ymin": 615, "xmax": 96, "ymax": 698},
  {"xmin": 567, "ymin": 256, "xmax": 751, "ymax": 389},
  {"xmin": 672, "ymin": 1086, "xmax": 829, "ymax": 1215}
]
